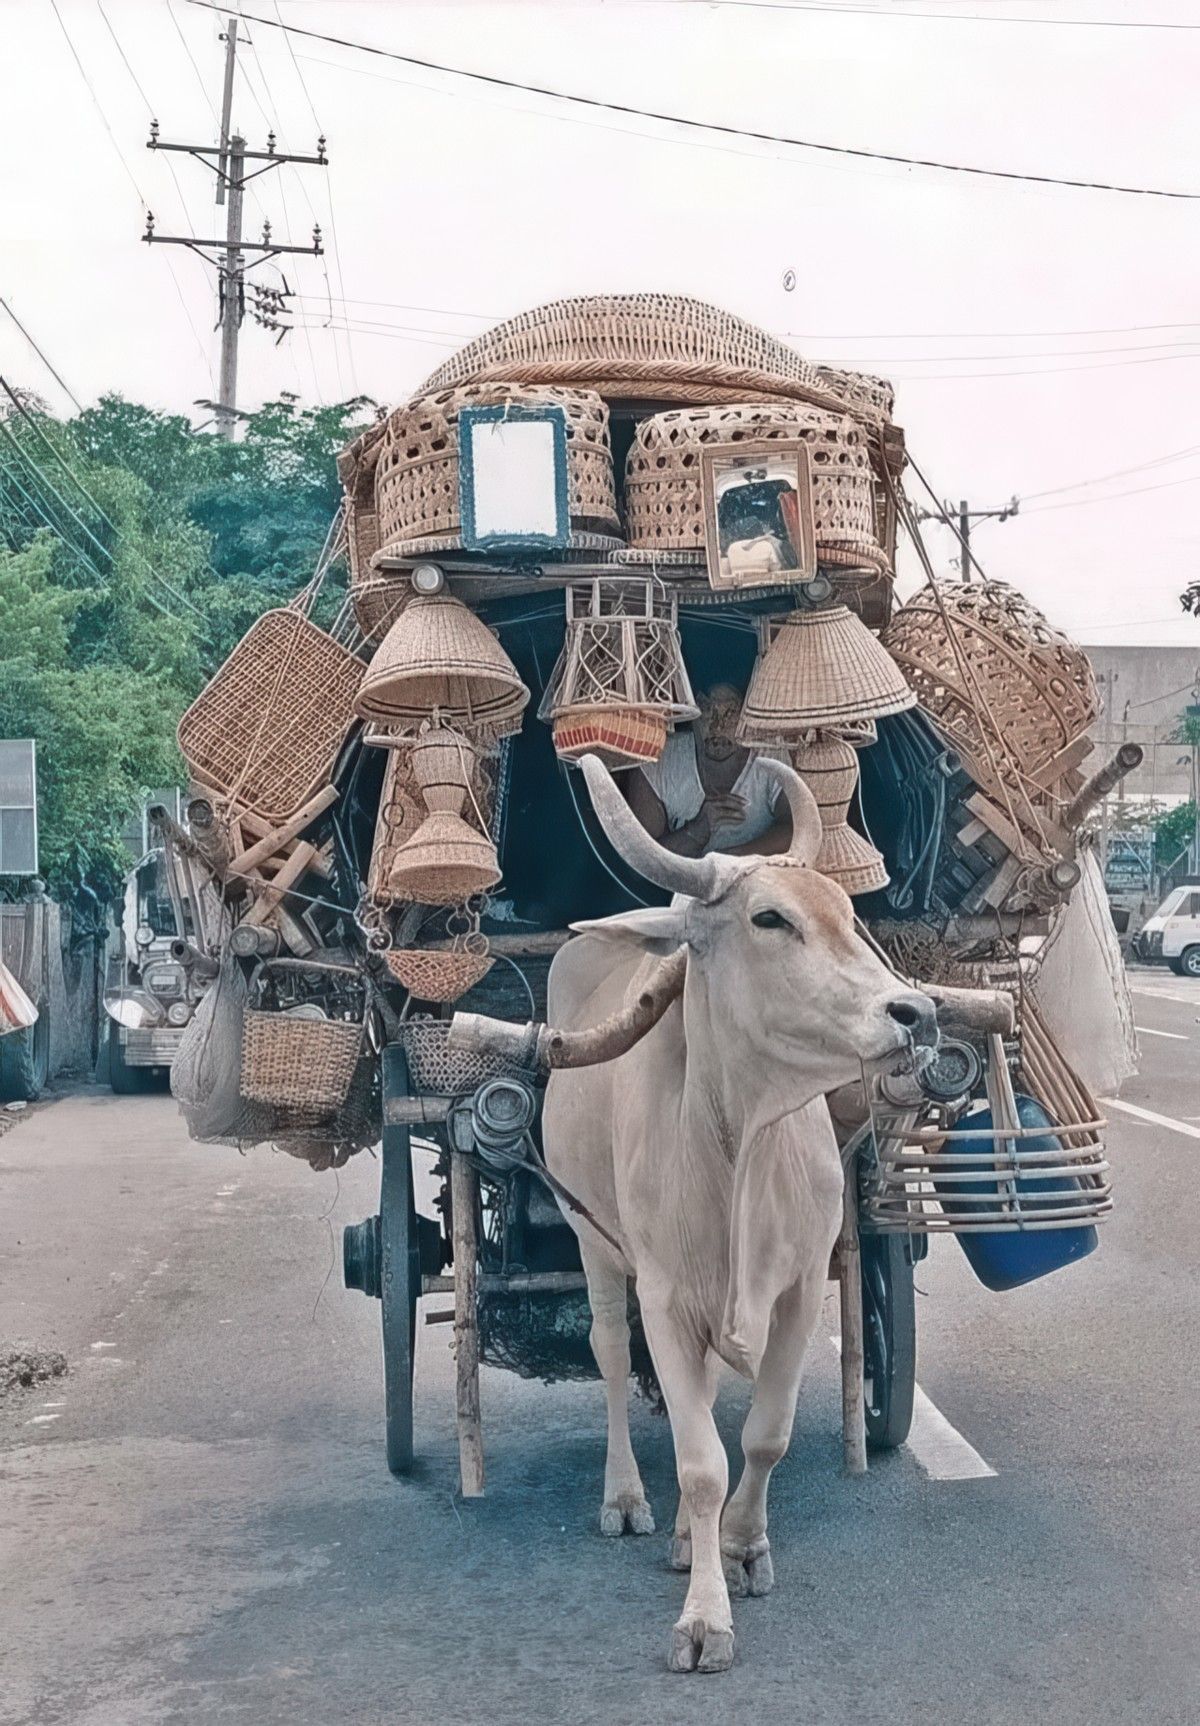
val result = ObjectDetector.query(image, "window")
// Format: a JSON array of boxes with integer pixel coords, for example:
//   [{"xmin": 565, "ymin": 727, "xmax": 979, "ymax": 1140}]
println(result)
[{"xmin": 0, "ymin": 740, "xmax": 38, "ymax": 875}]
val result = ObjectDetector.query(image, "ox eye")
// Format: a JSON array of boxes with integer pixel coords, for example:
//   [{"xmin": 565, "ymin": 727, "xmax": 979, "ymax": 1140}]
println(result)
[{"xmin": 751, "ymin": 908, "xmax": 789, "ymax": 930}]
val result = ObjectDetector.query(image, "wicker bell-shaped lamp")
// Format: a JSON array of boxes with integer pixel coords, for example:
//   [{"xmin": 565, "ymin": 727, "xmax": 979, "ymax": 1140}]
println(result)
[
  {"xmin": 737, "ymin": 606, "xmax": 914, "ymax": 744},
  {"xmin": 354, "ymin": 592, "xmax": 530, "ymax": 735},
  {"xmin": 387, "ymin": 726, "xmax": 502, "ymax": 904},
  {"xmin": 792, "ymin": 734, "xmax": 889, "ymax": 896}
]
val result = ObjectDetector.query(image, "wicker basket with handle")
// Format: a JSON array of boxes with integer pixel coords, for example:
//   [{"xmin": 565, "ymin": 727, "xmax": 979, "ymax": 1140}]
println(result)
[
  {"xmin": 177, "ymin": 608, "xmax": 365, "ymax": 823},
  {"xmin": 239, "ymin": 1010, "xmax": 364, "ymax": 1112}
]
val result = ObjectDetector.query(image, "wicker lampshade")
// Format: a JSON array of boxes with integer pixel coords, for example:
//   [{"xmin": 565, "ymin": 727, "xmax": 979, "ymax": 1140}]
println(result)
[
  {"xmin": 792, "ymin": 735, "xmax": 889, "ymax": 896},
  {"xmin": 737, "ymin": 606, "xmax": 915, "ymax": 743},
  {"xmin": 387, "ymin": 812, "xmax": 502, "ymax": 905},
  {"xmin": 354, "ymin": 592, "xmax": 530, "ymax": 734}
]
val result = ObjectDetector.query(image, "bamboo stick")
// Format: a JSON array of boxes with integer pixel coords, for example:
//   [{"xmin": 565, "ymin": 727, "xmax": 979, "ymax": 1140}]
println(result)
[
  {"xmin": 838, "ymin": 1167, "xmax": 867, "ymax": 1477},
  {"xmin": 243, "ymin": 842, "xmax": 317, "ymax": 928},
  {"xmin": 451, "ymin": 1153, "xmax": 485, "ymax": 1498},
  {"xmin": 234, "ymin": 785, "xmax": 339, "ymax": 878}
]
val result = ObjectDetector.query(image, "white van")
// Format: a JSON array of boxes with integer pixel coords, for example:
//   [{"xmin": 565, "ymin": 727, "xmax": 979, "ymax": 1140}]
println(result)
[{"xmin": 1136, "ymin": 885, "xmax": 1200, "ymax": 977}]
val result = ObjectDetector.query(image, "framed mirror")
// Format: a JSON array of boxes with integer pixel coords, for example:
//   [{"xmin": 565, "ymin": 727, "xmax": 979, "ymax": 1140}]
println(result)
[
  {"xmin": 458, "ymin": 404, "xmax": 570, "ymax": 553},
  {"xmin": 700, "ymin": 440, "xmax": 818, "ymax": 591}
]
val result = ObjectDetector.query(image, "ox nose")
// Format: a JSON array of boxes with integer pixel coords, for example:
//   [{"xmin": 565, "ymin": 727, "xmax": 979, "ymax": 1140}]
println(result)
[{"xmin": 886, "ymin": 993, "xmax": 939, "ymax": 1048}]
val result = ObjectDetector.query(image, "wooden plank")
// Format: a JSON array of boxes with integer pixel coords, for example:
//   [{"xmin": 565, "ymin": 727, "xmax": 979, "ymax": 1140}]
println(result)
[
  {"xmin": 837, "ymin": 1169, "xmax": 867, "ymax": 1477},
  {"xmin": 451, "ymin": 1154, "xmax": 485, "ymax": 1498},
  {"xmin": 243, "ymin": 842, "xmax": 318, "ymax": 927}
]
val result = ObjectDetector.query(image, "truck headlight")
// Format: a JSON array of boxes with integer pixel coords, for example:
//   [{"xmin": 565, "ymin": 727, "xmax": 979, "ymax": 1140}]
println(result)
[{"xmin": 167, "ymin": 1001, "xmax": 191, "ymax": 1027}]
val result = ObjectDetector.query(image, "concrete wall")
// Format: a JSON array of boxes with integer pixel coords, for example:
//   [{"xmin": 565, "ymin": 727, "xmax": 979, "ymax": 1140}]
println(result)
[
  {"xmin": 1084, "ymin": 644, "xmax": 1200, "ymax": 803},
  {"xmin": 0, "ymin": 900, "xmax": 101, "ymax": 1079}
]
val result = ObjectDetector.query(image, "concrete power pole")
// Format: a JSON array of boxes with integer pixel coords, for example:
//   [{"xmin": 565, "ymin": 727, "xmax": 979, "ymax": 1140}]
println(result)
[
  {"xmin": 141, "ymin": 15, "xmax": 327, "ymax": 439},
  {"xmin": 916, "ymin": 496, "xmax": 1020, "ymax": 580}
]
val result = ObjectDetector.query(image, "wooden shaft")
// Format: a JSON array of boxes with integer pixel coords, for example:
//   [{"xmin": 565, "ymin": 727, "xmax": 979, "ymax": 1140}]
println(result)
[
  {"xmin": 270, "ymin": 904, "xmax": 318, "ymax": 958},
  {"xmin": 1064, "ymin": 743, "xmax": 1144, "ymax": 830},
  {"xmin": 243, "ymin": 842, "xmax": 317, "ymax": 928},
  {"xmin": 838, "ymin": 1167, "xmax": 868, "ymax": 1477},
  {"xmin": 923, "ymin": 982, "xmax": 1015, "ymax": 1038},
  {"xmin": 185, "ymin": 797, "xmax": 235, "ymax": 876},
  {"xmin": 450, "ymin": 1153, "xmax": 485, "ymax": 1498},
  {"xmin": 233, "ymin": 785, "xmax": 339, "ymax": 877}
]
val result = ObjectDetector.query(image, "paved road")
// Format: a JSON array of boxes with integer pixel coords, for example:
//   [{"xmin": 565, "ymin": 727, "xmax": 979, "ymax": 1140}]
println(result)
[{"xmin": 1, "ymin": 970, "xmax": 1198, "ymax": 1726}]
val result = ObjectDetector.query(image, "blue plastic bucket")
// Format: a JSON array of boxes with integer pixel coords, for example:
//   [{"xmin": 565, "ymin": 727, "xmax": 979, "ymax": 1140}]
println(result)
[{"xmin": 935, "ymin": 1093, "xmax": 1099, "ymax": 1292}]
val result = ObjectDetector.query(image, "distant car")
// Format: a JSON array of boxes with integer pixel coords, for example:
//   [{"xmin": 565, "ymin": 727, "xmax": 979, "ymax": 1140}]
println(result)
[
  {"xmin": 102, "ymin": 849, "xmax": 212, "ymax": 1093},
  {"xmin": 1133, "ymin": 884, "xmax": 1200, "ymax": 977}
]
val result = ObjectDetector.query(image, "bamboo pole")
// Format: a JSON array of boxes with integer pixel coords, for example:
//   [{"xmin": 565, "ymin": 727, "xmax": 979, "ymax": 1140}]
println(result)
[
  {"xmin": 243, "ymin": 842, "xmax": 317, "ymax": 928},
  {"xmin": 233, "ymin": 785, "xmax": 339, "ymax": 878},
  {"xmin": 451, "ymin": 1153, "xmax": 485, "ymax": 1497},
  {"xmin": 837, "ymin": 1165, "xmax": 867, "ymax": 1477}
]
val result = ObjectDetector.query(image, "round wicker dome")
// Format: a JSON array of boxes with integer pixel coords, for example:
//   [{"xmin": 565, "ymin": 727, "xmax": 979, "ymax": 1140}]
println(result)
[
  {"xmin": 623, "ymin": 403, "xmax": 887, "ymax": 570},
  {"xmin": 881, "ymin": 581, "xmax": 1098, "ymax": 799},
  {"xmin": 416, "ymin": 294, "xmax": 893, "ymax": 425},
  {"xmin": 373, "ymin": 382, "xmax": 621, "ymax": 558}
]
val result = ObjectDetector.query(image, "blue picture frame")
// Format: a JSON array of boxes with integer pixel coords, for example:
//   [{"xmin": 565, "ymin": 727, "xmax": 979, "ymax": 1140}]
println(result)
[{"xmin": 458, "ymin": 402, "xmax": 570, "ymax": 555}]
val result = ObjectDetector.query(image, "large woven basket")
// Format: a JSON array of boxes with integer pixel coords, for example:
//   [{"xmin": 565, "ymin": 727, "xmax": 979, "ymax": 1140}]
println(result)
[
  {"xmin": 882, "ymin": 581, "xmax": 1099, "ymax": 800},
  {"xmin": 177, "ymin": 609, "xmax": 365, "ymax": 824},
  {"xmin": 416, "ymin": 294, "xmax": 893, "ymax": 427},
  {"xmin": 623, "ymin": 404, "xmax": 888, "ymax": 571},
  {"xmin": 738, "ymin": 606, "xmax": 915, "ymax": 741},
  {"xmin": 240, "ymin": 1010, "xmax": 363, "ymax": 1112},
  {"xmin": 373, "ymin": 382, "xmax": 621, "ymax": 557}
]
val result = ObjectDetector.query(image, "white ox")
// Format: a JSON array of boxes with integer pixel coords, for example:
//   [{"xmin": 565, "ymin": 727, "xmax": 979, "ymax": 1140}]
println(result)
[{"xmin": 542, "ymin": 754, "xmax": 937, "ymax": 1674}]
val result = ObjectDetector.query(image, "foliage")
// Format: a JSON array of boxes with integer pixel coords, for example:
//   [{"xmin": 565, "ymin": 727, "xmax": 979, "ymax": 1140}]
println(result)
[
  {"xmin": 0, "ymin": 390, "xmax": 377, "ymax": 900},
  {"xmin": 1154, "ymin": 800, "xmax": 1197, "ymax": 868},
  {"xmin": 1181, "ymin": 580, "xmax": 1200, "ymax": 617}
]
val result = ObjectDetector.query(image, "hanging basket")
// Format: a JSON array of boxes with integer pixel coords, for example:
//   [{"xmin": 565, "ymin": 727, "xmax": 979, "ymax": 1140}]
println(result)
[
  {"xmin": 552, "ymin": 706, "xmax": 670, "ymax": 769},
  {"xmin": 354, "ymin": 592, "xmax": 529, "ymax": 734},
  {"xmin": 177, "ymin": 609, "xmax": 365, "ymax": 824},
  {"xmin": 384, "ymin": 944, "xmax": 494, "ymax": 1003},
  {"xmin": 239, "ymin": 1010, "xmax": 363, "ymax": 1113},
  {"xmin": 737, "ymin": 606, "xmax": 915, "ymax": 743}
]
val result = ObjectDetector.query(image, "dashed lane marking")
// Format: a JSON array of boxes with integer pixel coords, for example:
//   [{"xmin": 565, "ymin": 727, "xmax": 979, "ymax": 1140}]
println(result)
[
  {"xmin": 904, "ymin": 1385, "xmax": 997, "ymax": 1481},
  {"xmin": 1103, "ymin": 1097, "xmax": 1200, "ymax": 1142},
  {"xmin": 1128, "ymin": 985, "xmax": 1200, "ymax": 1008},
  {"xmin": 27, "ymin": 1413, "xmax": 61, "ymax": 1426},
  {"xmin": 1135, "ymin": 1025, "xmax": 1189, "ymax": 1040}
]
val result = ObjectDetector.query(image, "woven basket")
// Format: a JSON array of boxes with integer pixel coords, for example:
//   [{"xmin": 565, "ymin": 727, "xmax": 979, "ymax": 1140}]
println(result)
[
  {"xmin": 552, "ymin": 705, "xmax": 669, "ymax": 769},
  {"xmin": 396, "ymin": 1017, "xmax": 520, "ymax": 1096},
  {"xmin": 367, "ymin": 743, "xmax": 497, "ymax": 907},
  {"xmin": 178, "ymin": 609, "xmax": 365, "ymax": 824},
  {"xmin": 351, "ymin": 572, "xmax": 413, "ymax": 647},
  {"xmin": 388, "ymin": 811, "xmax": 502, "ymax": 905},
  {"xmin": 792, "ymin": 735, "xmax": 889, "ymax": 895},
  {"xmin": 624, "ymin": 405, "xmax": 888, "ymax": 571},
  {"xmin": 882, "ymin": 581, "xmax": 1099, "ymax": 800},
  {"xmin": 374, "ymin": 382, "xmax": 620, "ymax": 557},
  {"xmin": 415, "ymin": 294, "xmax": 893, "ymax": 427},
  {"xmin": 384, "ymin": 946, "xmax": 494, "ymax": 1003},
  {"xmin": 240, "ymin": 1010, "xmax": 363, "ymax": 1112},
  {"xmin": 354, "ymin": 592, "xmax": 529, "ymax": 734},
  {"xmin": 738, "ymin": 606, "xmax": 915, "ymax": 742}
]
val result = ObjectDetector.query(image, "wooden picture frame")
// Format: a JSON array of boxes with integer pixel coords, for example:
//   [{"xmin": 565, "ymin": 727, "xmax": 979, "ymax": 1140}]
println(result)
[
  {"xmin": 458, "ymin": 403, "xmax": 570, "ymax": 554},
  {"xmin": 699, "ymin": 440, "xmax": 817, "ymax": 592}
]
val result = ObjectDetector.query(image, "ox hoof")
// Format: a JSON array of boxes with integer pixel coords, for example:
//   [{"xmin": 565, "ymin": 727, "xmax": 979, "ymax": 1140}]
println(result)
[
  {"xmin": 599, "ymin": 1494, "xmax": 656, "ymax": 1537},
  {"xmin": 669, "ymin": 1534, "xmax": 693, "ymax": 1572},
  {"xmin": 669, "ymin": 1616, "xmax": 735, "ymax": 1675},
  {"xmin": 722, "ymin": 1536, "xmax": 773, "ymax": 1598}
]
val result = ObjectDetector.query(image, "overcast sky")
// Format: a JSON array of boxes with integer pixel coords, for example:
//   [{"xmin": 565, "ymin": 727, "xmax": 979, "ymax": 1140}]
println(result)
[{"xmin": 4, "ymin": 0, "xmax": 1199, "ymax": 647}]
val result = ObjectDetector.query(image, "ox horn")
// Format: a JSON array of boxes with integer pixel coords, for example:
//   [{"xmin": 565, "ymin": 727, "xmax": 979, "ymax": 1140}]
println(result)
[
  {"xmin": 757, "ymin": 757, "xmax": 823, "ymax": 866},
  {"xmin": 579, "ymin": 755, "xmax": 726, "ymax": 901}
]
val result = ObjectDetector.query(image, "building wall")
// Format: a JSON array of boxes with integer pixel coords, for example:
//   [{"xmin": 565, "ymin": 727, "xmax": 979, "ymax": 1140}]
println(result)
[{"xmin": 1084, "ymin": 645, "xmax": 1200, "ymax": 803}]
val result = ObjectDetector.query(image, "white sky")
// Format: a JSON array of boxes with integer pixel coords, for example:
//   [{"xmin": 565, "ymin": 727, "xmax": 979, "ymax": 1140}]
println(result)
[{"xmin": 3, "ymin": 0, "xmax": 1199, "ymax": 646}]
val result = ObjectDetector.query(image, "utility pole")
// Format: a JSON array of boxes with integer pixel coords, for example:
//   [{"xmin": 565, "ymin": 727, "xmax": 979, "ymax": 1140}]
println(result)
[
  {"xmin": 915, "ymin": 496, "xmax": 1020, "ymax": 580},
  {"xmin": 141, "ymin": 15, "xmax": 327, "ymax": 440}
]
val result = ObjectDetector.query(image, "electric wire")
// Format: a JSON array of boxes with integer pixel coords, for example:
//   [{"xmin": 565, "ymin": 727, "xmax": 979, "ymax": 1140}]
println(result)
[
  {"xmin": 190, "ymin": 4, "xmax": 1200, "ymax": 200},
  {"xmin": 0, "ymin": 299, "xmax": 83, "ymax": 412},
  {"xmin": 667, "ymin": 0, "xmax": 1200, "ymax": 29}
]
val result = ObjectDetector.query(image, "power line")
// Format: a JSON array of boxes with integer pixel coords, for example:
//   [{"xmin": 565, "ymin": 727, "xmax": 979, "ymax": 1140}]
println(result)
[
  {"xmin": 670, "ymin": 0, "xmax": 1200, "ymax": 28},
  {"xmin": 891, "ymin": 350, "xmax": 1200, "ymax": 381},
  {"xmin": 185, "ymin": 3, "xmax": 1200, "ymax": 200},
  {"xmin": 1019, "ymin": 442, "xmax": 1200, "ymax": 503},
  {"xmin": 1022, "ymin": 471, "xmax": 1200, "ymax": 513},
  {"xmin": 0, "ymin": 299, "xmax": 83, "ymax": 412},
  {"xmin": 783, "ymin": 321, "xmax": 1200, "ymax": 341}
]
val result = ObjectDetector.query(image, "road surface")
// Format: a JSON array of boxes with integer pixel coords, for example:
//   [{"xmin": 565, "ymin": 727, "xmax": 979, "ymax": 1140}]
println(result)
[{"xmin": 1, "ymin": 968, "xmax": 1197, "ymax": 1726}]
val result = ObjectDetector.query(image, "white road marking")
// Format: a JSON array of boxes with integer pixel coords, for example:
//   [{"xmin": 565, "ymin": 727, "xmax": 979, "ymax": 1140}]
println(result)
[
  {"xmin": 1102, "ymin": 1097, "xmax": 1200, "ymax": 1142},
  {"xmin": 89, "ymin": 1341, "xmax": 116, "ymax": 1351},
  {"xmin": 828, "ymin": 1333, "xmax": 996, "ymax": 1480},
  {"xmin": 1129, "ymin": 985, "xmax": 1200, "ymax": 1007},
  {"xmin": 27, "ymin": 1413, "xmax": 61, "ymax": 1426},
  {"xmin": 1135, "ymin": 1025, "xmax": 1189, "ymax": 1041},
  {"xmin": 904, "ymin": 1386, "xmax": 997, "ymax": 1481},
  {"xmin": 41, "ymin": 1400, "xmax": 66, "ymax": 1409}
]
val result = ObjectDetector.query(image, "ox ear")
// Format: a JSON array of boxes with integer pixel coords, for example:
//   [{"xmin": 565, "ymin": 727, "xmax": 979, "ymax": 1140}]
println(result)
[{"xmin": 569, "ymin": 906, "xmax": 689, "ymax": 955}]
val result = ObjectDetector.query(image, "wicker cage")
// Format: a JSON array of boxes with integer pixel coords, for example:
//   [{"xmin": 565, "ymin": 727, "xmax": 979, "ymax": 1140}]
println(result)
[
  {"xmin": 415, "ymin": 294, "xmax": 893, "ymax": 427},
  {"xmin": 177, "ymin": 609, "xmax": 365, "ymax": 824},
  {"xmin": 373, "ymin": 382, "xmax": 620, "ymax": 558},
  {"xmin": 881, "ymin": 581, "xmax": 1099, "ymax": 802},
  {"xmin": 239, "ymin": 1010, "xmax": 363, "ymax": 1112},
  {"xmin": 624, "ymin": 404, "xmax": 888, "ymax": 572}
]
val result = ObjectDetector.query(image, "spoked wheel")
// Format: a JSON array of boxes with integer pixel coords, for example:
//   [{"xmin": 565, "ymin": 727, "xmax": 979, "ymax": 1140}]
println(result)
[
  {"xmin": 860, "ymin": 1231, "xmax": 917, "ymax": 1452},
  {"xmin": 343, "ymin": 1045, "xmax": 426, "ymax": 1476}
]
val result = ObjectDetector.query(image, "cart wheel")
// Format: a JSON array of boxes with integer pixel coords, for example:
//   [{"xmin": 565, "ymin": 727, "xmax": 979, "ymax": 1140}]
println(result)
[
  {"xmin": 860, "ymin": 1232, "xmax": 917, "ymax": 1452},
  {"xmin": 343, "ymin": 1046, "xmax": 422, "ymax": 1476}
]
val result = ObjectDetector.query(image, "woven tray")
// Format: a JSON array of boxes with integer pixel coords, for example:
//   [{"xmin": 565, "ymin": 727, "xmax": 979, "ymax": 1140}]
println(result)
[
  {"xmin": 624, "ymin": 404, "xmax": 888, "ymax": 571},
  {"xmin": 240, "ymin": 1010, "xmax": 364, "ymax": 1112},
  {"xmin": 374, "ymin": 382, "xmax": 620, "ymax": 558},
  {"xmin": 177, "ymin": 609, "xmax": 365, "ymax": 824}
]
